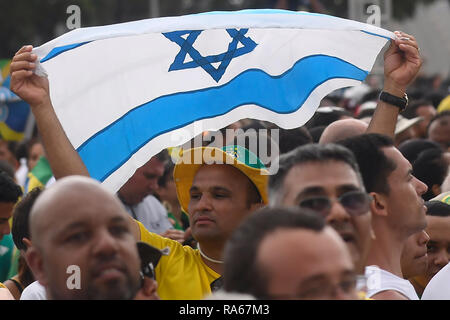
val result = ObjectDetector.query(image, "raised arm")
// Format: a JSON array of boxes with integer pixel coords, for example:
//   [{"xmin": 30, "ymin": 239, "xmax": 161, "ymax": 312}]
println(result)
[
  {"xmin": 10, "ymin": 45, "xmax": 148, "ymax": 240},
  {"xmin": 10, "ymin": 45, "xmax": 89, "ymax": 178},
  {"xmin": 367, "ymin": 31, "xmax": 422, "ymax": 138}
]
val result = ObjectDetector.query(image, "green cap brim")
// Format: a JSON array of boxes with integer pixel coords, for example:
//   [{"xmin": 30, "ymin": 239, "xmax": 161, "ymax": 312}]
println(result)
[{"xmin": 173, "ymin": 146, "xmax": 269, "ymax": 213}]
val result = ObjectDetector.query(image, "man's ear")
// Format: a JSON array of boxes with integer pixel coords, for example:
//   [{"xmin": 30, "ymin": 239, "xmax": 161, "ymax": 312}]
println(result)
[
  {"xmin": 431, "ymin": 184, "xmax": 441, "ymax": 197},
  {"xmin": 25, "ymin": 247, "xmax": 48, "ymax": 287},
  {"xmin": 369, "ymin": 192, "xmax": 388, "ymax": 217},
  {"xmin": 250, "ymin": 202, "xmax": 265, "ymax": 213},
  {"xmin": 22, "ymin": 237, "xmax": 32, "ymax": 250}
]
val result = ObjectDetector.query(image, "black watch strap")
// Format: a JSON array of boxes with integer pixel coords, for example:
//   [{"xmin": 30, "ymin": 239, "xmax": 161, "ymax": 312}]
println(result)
[{"xmin": 379, "ymin": 91, "xmax": 408, "ymax": 111}]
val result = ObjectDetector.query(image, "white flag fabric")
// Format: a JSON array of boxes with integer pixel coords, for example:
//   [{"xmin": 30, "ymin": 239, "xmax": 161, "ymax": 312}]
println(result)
[{"xmin": 33, "ymin": 9, "xmax": 394, "ymax": 192}]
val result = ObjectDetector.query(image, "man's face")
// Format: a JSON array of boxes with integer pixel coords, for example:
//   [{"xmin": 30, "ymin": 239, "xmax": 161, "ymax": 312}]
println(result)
[
  {"xmin": 401, "ymin": 230, "xmax": 429, "ymax": 279},
  {"xmin": 424, "ymin": 215, "xmax": 450, "ymax": 282},
  {"xmin": 428, "ymin": 115, "xmax": 450, "ymax": 150},
  {"xmin": 395, "ymin": 127, "xmax": 416, "ymax": 147},
  {"xmin": 0, "ymin": 202, "xmax": 14, "ymax": 240},
  {"xmin": 0, "ymin": 141, "xmax": 17, "ymax": 169},
  {"xmin": 382, "ymin": 147, "xmax": 428, "ymax": 235},
  {"xmin": 157, "ymin": 176, "xmax": 178, "ymax": 205},
  {"xmin": 28, "ymin": 142, "xmax": 44, "ymax": 172},
  {"xmin": 416, "ymin": 105, "xmax": 436, "ymax": 138},
  {"xmin": 34, "ymin": 190, "xmax": 141, "ymax": 300},
  {"xmin": 257, "ymin": 226, "xmax": 357, "ymax": 300},
  {"xmin": 187, "ymin": 164, "xmax": 259, "ymax": 244},
  {"xmin": 279, "ymin": 160, "xmax": 371, "ymax": 274},
  {"xmin": 118, "ymin": 157, "xmax": 165, "ymax": 205}
]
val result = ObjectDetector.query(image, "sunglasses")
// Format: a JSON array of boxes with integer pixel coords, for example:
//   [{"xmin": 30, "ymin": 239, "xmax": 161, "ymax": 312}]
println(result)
[{"xmin": 298, "ymin": 190, "xmax": 371, "ymax": 218}]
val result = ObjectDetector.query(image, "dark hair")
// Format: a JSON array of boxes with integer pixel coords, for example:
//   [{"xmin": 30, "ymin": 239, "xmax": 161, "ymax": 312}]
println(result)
[
  {"xmin": 158, "ymin": 161, "xmax": 175, "ymax": 188},
  {"xmin": 401, "ymin": 100, "xmax": 434, "ymax": 119},
  {"xmin": 0, "ymin": 139, "xmax": 19, "ymax": 165},
  {"xmin": 360, "ymin": 90, "xmax": 381, "ymax": 104},
  {"xmin": 241, "ymin": 120, "xmax": 268, "ymax": 132},
  {"xmin": 223, "ymin": 206, "xmax": 325, "ymax": 298},
  {"xmin": 337, "ymin": 134, "xmax": 396, "ymax": 194},
  {"xmin": 12, "ymin": 187, "xmax": 43, "ymax": 251},
  {"xmin": 0, "ymin": 160, "xmax": 15, "ymax": 180},
  {"xmin": 357, "ymin": 109, "xmax": 375, "ymax": 120},
  {"xmin": 398, "ymin": 139, "xmax": 441, "ymax": 164},
  {"xmin": 425, "ymin": 92, "xmax": 445, "ymax": 109},
  {"xmin": 413, "ymin": 149, "xmax": 448, "ymax": 200},
  {"xmin": 26, "ymin": 138, "xmax": 43, "ymax": 157},
  {"xmin": 269, "ymin": 143, "xmax": 361, "ymax": 204},
  {"xmin": 0, "ymin": 171, "xmax": 22, "ymax": 203},
  {"xmin": 427, "ymin": 110, "xmax": 450, "ymax": 133},
  {"xmin": 3, "ymin": 140, "xmax": 18, "ymax": 159},
  {"xmin": 306, "ymin": 109, "xmax": 353, "ymax": 129},
  {"xmin": 278, "ymin": 127, "xmax": 312, "ymax": 154},
  {"xmin": 154, "ymin": 149, "xmax": 170, "ymax": 163},
  {"xmin": 308, "ymin": 126, "xmax": 326, "ymax": 143},
  {"xmin": 15, "ymin": 140, "xmax": 29, "ymax": 161},
  {"xmin": 425, "ymin": 200, "xmax": 450, "ymax": 217}
]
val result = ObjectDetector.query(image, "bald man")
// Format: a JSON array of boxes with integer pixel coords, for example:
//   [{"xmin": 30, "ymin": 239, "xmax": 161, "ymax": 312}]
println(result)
[
  {"xmin": 26, "ymin": 176, "xmax": 143, "ymax": 300},
  {"xmin": 319, "ymin": 119, "xmax": 368, "ymax": 144}
]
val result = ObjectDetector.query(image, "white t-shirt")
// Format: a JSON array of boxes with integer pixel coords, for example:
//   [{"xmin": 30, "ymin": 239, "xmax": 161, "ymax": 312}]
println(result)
[
  {"xmin": 20, "ymin": 281, "xmax": 47, "ymax": 300},
  {"xmin": 123, "ymin": 195, "xmax": 173, "ymax": 235},
  {"xmin": 365, "ymin": 265, "xmax": 419, "ymax": 300},
  {"xmin": 422, "ymin": 262, "xmax": 450, "ymax": 300},
  {"xmin": 15, "ymin": 158, "xmax": 28, "ymax": 188}
]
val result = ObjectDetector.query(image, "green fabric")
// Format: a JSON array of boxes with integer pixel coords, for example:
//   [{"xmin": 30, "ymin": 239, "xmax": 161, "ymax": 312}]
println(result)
[
  {"xmin": 222, "ymin": 145, "xmax": 266, "ymax": 169},
  {"xmin": 0, "ymin": 234, "xmax": 14, "ymax": 282},
  {"xmin": 31, "ymin": 156, "xmax": 52, "ymax": 185},
  {"xmin": 168, "ymin": 212, "xmax": 184, "ymax": 231}
]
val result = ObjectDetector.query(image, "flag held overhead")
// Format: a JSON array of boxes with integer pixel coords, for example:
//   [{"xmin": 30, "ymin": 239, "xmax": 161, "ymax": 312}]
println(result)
[{"xmin": 32, "ymin": 9, "xmax": 394, "ymax": 193}]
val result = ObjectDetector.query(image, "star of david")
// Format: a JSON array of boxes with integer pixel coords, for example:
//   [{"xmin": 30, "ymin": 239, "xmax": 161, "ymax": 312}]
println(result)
[{"xmin": 163, "ymin": 28, "xmax": 257, "ymax": 82}]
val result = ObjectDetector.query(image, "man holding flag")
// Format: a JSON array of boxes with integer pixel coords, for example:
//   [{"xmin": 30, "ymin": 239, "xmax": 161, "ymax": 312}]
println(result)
[{"xmin": 9, "ymin": 11, "xmax": 421, "ymax": 299}]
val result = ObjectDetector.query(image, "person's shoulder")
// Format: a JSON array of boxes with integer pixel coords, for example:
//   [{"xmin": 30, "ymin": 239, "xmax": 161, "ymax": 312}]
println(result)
[
  {"xmin": 20, "ymin": 281, "xmax": 47, "ymax": 300},
  {"xmin": 136, "ymin": 219, "xmax": 183, "ymax": 249},
  {"xmin": 370, "ymin": 290, "xmax": 409, "ymax": 300},
  {"xmin": 0, "ymin": 288, "xmax": 14, "ymax": 300}
]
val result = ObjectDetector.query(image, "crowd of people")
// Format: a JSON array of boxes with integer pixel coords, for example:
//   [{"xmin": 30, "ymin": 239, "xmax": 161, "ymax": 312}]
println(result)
[{"xmin": 0, "ymin": 27, "xmax": 449, "ymax": 301}]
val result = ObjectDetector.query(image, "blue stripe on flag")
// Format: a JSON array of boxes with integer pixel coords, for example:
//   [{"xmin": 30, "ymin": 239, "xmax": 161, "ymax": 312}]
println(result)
[
  {"xmin": 4, "ymin": 101, "xmax": 30, "ymax": 131},
  {"xmin": 40, "ymin": 42, "xmax": 91, "ymax": 63},
  {"xmin": 77, "ymin": 54, "xmax": 368, "ymax": 181},
  {"xmin": 361, "ymin": 30, "xmax": 392, "ymax": 41}
]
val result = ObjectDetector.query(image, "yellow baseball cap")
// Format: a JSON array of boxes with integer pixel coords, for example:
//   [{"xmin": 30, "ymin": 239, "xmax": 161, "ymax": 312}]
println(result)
[{"xmin": 173, "ymin": 145, "xmax": 269, "ymax": 213}]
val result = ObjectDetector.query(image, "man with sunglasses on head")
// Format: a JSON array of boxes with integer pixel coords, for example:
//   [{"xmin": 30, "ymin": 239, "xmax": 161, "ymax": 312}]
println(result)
[
  {"xmin": 338, "ymin": 133, "xmax": 428, "ymax": 300},
  {"xmin": 269, "ymin": 143, "xmax": 373, "ymax": 282}
]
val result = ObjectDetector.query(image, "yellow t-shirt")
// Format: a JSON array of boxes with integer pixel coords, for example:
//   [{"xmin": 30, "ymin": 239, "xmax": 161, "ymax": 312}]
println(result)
[
  {"xmin": 137, "ymin": 220, "xmax": 221, "ymax": 300},
  {"xmin": 0, "ymin": 282, "xmax": 5, "ymax": 289}
]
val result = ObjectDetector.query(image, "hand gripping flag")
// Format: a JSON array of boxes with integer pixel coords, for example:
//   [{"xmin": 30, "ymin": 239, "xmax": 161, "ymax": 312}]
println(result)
[{"xmin": 32, "ymin": 9, "xmax": 394, "ymax": 193}]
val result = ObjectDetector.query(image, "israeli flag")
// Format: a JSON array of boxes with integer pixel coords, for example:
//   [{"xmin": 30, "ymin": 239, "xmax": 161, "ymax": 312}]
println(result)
[{"xmin": 33, "ymin": 9, "xmax": 393, "ymax": 192}]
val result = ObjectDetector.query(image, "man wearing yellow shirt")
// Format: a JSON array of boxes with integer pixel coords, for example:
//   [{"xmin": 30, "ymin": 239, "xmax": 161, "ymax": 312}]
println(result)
[{"xmin": 133, "ymin": 145, "xmax": 268, "ymax": 299}]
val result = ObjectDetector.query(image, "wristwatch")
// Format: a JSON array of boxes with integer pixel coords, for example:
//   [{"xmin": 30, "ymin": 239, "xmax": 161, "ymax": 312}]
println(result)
[{"xmin": 379, "ymin": 91, "xmax": 409, "ymax": 111}]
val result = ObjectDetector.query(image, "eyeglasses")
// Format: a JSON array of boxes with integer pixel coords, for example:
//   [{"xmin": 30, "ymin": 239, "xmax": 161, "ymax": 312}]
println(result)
[{"xmin": 298, "ymin": 190, "xmax": 371, "ymax": 218}]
